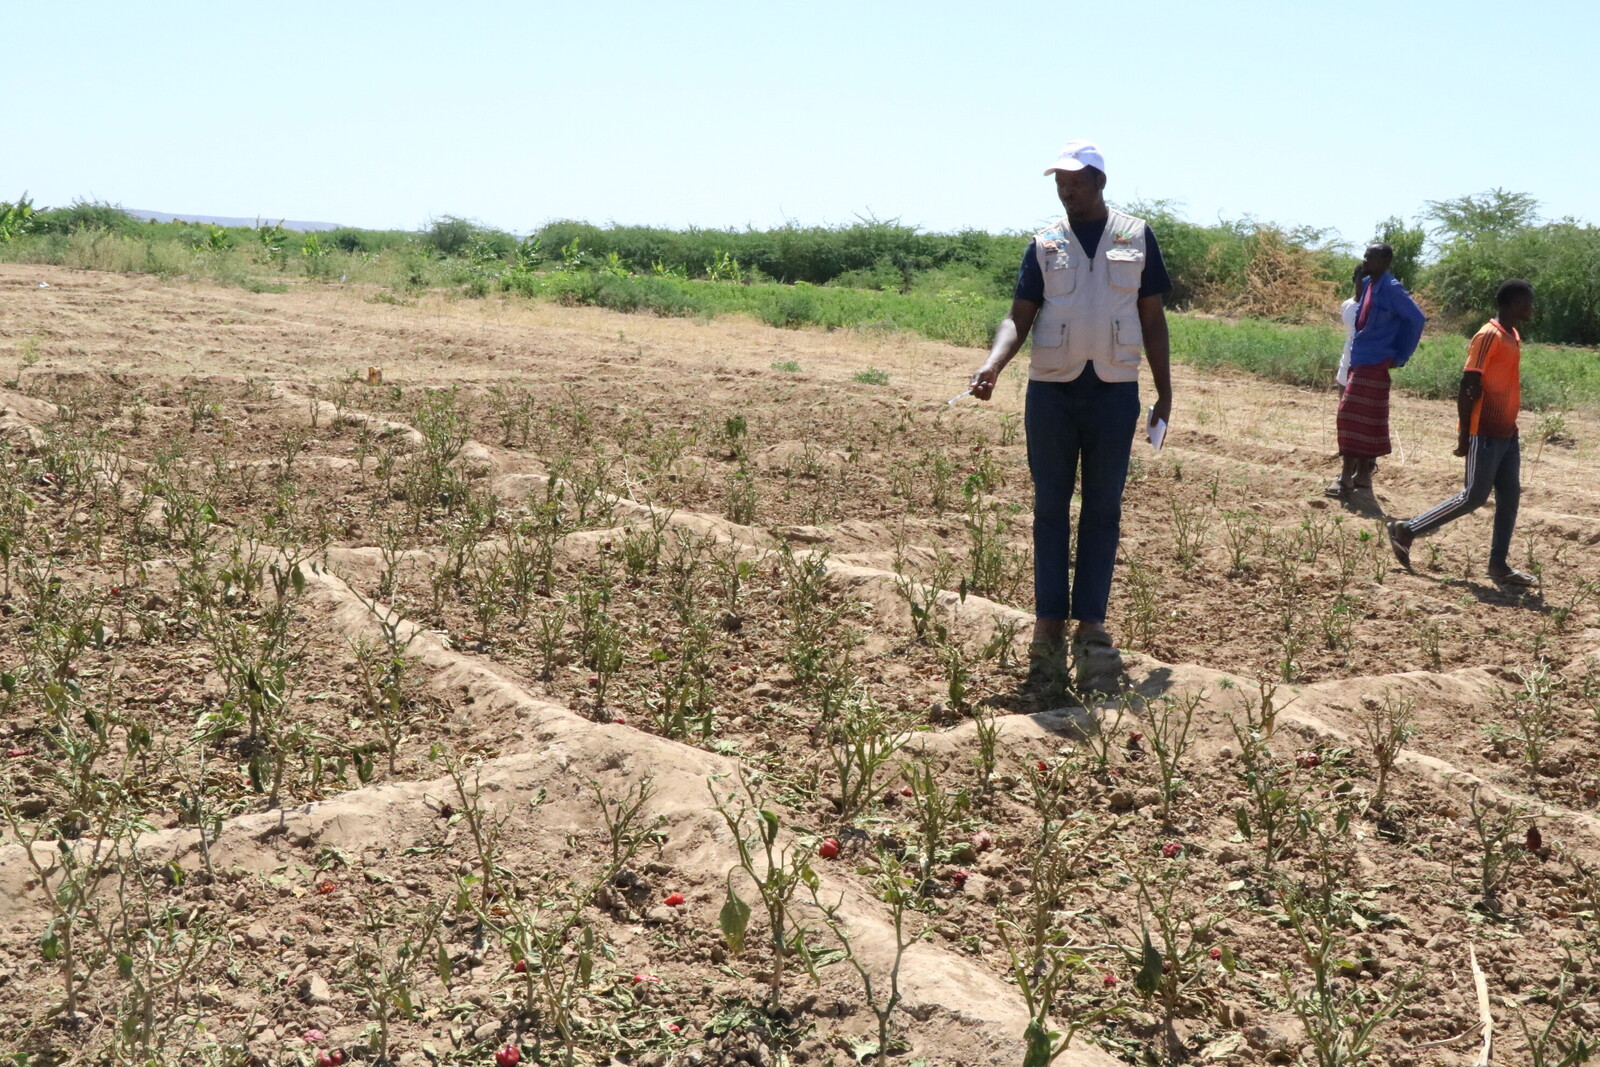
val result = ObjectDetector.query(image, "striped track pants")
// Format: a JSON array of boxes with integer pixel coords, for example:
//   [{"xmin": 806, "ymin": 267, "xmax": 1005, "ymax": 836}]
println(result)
[{"xmin": 1404, "ymin": 434, "xmax": 1521, "ymax": 567}]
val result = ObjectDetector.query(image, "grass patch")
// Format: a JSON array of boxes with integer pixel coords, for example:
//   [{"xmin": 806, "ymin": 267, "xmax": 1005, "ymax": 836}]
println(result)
[
  {"xmin": 852, "ymin": 367, "xmax": 890, "ymax": 386},
  {"xmin": 522, "ymin": 273, "xmax": 1599, "ymax": 411},
  {"xmin": 758, "ymin": 284, "xmax": 821, "ymax": 329},
  {"xmin": 771, "ymin": 360, "xmax": 801, "ymax": 373},
  {"xmin": 535, "ymin": 272, "xmax": 703, "ymax": 317},
  {"xmin": 506, "ymin": 272, "xmax": 1004, "ymax": 348},
  {"xmin": 1174, "ymin": 316, "xmax": 1600, "ymax": 409}
]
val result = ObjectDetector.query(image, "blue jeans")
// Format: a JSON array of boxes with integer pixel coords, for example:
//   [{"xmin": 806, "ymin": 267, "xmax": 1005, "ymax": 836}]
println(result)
[
  {"xmin": 1025, "ymin": 370, "xmax": 1140, "ymax": 623},
  {"xmin": 1404, "ymin": 434, "xmax": 1520, "ymax": 568}
]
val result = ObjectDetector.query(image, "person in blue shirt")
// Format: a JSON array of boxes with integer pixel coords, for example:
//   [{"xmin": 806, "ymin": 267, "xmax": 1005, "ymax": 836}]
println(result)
[{"xmin": 1326, "ymin": 243, "xmax": 1427, "ymax": 497}]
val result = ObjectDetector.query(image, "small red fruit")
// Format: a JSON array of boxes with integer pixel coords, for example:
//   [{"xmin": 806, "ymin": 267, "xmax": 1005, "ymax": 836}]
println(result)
[
  {"xmin": 951, "ymin": 869, "xmax": 970, "ymax": 887},
  {"xmin": 633, "ymin": 972, "xmax": 660, "ymax": 983},
  {"xmin": 495, "ymin": 1045, "xmax": 522, "ymax": 1067},
  {"xmin": 1127, "ymin": 732, "xmax": 1144, "ymax": 745},
  {"xmin": 969, "ymin": 829, "xmax": 993, "ymax": 852},
  {"xmin": 109, "ymin": 586, "xmax": 121, "ymax": 596},
  {"xmin": 588, "ymin": 674, "xmax": 600, "ymax": 687},
  {"xmin": 612, "ymin": 715, "xmax": 626, "ymax": 725},
  {"xmin": 302, "ymin": 1029, "xmax": 325, "ymax": 1044},
  {"xmin": 1295, "ymin": 752, "xmax": 1321, "ymax": 770},
  {"xmin": 513, "ymin": 959, "xmax": 527, "ymax": 973},
  {"xmin": 1210, "ymin": 947, "xmax": 1223, "ymax": 960},
  {"xmin": 1161, "ymin": 842, "xmax": 1182, "ymax": 859},
  {"xmin": 5, "ymin": 746, "xmax": 32, "ymax": 758},
  {"xmin": 901, "ymin": 785, "xmax": 914, "ymax": 797},
  {"xmin": 1036, "ymin": 760, "xmax": 1049, "ymax": 772},
  {"xmin": 315, "ymin": 879, "xmax": 336, "ymax": 894},
  {"xmin": 1102, "ymin": 971, "xmax": 1118, "ymax": 987},
  {"xmin": 331, "ymin": 1054, "xmax": 346, "ymax": 1067},
  {"xmin": 317, "ymin": 1055, "xmax": 336, "ymax": 1067},
  {"xmin": 662, "ymin": 892, "xmax": 685, "ymax": 907},
  {"xmin": 668, "ymin": 1022, "xmax": 681, "ymax": 1033},
  {"xmin": 818, "ymin": 838, "xmax": 840, "ymax": 860}
]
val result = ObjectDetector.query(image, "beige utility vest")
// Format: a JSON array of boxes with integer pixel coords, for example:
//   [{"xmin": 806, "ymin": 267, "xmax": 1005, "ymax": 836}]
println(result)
[{"xmin": 1028, "ymin": 209, "xmax": 1148, "ymax": 383}]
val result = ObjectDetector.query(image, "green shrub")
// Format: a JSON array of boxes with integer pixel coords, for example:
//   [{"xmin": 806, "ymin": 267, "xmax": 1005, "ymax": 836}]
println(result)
[
  {"xmin": 328, "ymin": 227, "xmax": 416, "ymax": 255},
  {"xmin": 177, "ymin": 224, "xmax": 232, "ymax": 252},
  {"xmin": 1373, "ymin": 216, "xmax": 1426, "ymax": 290},
  {"xmin": 1421, "ymin": 189, "xmax": 1600, "ymax": 344},
  {"xmin": 541, "ymin": 273, "xmax": 702, "ymax": 317},
  {"xmin": 527, "ymin": 219, "xmax": 1026, "ymax": 289},
  {"xmin": 760, "ymin": 285, "xmax": 820, "ymax": 329},
  {"xmin": 1430, "ymin": 223, "xmax": 1600, "ymax": 344},
  {"xmin": 423, "ymin": 216, "xmax": 517, "ymax": 260},
  {"xmin": 31, "ymin": 200, "xmax": 138, "ymax": 235},
  {"xmin": 852, "ymin": 367, "xmax": 890, "ymax": 385},
  {"xmin": 0, "ymin": 196, "xmax": 37, "ymax": 241},
  {"xmin": 828, "ymin": 260, "xmax": 906, "ymax": 292}
]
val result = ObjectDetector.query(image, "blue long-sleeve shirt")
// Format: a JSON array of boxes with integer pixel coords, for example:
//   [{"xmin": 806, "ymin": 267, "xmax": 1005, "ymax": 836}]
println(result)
[{"xmin": 1349, "ymin": 271, "xmax": 1426, "ymax": 368}]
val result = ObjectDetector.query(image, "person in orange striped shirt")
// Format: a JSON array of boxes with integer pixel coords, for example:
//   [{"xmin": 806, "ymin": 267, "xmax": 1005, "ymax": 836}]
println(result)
[{"xmin": 1387, "ymin": 280, "xmax": 1536, "ymax": 586}]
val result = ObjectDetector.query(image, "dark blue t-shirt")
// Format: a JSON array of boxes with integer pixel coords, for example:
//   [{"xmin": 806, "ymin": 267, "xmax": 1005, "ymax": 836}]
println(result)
[{"xmin": 1014, "ymin": 219, "xmax": 1172, "ymax": 303}]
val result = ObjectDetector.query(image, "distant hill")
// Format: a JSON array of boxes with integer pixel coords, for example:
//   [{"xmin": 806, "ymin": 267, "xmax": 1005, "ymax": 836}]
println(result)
[{"xmin": 127, "ymin": 209, "xmax": 344, "ymax": 232}]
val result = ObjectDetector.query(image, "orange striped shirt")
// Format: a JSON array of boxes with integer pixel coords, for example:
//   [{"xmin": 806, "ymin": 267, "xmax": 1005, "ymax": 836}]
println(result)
[{"xmin": 1464, "ymin": 319, "xmax": 1520, "ymax": 438}]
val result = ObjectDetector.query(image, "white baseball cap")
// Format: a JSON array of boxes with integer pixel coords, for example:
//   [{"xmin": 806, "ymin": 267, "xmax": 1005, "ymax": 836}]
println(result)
[{"xmin": 1044, "ymin": 140, "xmax": 1105, "ymax": 176}]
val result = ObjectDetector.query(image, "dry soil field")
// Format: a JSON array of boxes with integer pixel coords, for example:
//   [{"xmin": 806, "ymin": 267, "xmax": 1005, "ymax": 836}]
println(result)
[{"xmin": 0, "ymin": 265, "xmax": 1598, "ymax": 1067}]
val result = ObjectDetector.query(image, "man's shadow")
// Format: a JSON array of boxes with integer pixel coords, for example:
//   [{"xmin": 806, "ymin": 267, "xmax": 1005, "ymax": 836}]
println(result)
[
  {"xmin": 1333, "ymin": 485, "xmax": 1388, "ymax": 521},
  {"xmin": 1433, "ymin": 575, "xmax": 1548, "ymax": 610}
]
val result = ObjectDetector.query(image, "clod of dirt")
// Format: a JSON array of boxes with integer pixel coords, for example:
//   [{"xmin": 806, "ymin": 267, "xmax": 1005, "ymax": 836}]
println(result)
[{"xmin": 299, "ymin": 973, "xmax": 333, "ymax": 1006}]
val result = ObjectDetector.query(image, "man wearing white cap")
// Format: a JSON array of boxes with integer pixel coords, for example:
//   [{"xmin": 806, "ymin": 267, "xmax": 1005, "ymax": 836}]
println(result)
[{"xmin": 969, "ymin": 140, "xmax": 1173, "ymax": 696}]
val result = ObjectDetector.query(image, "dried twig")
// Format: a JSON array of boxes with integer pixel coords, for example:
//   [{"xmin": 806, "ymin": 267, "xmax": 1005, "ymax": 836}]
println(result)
[{"xmin": 1469, "ymin": 945, "xmax": 1492, "ymax": 1067}]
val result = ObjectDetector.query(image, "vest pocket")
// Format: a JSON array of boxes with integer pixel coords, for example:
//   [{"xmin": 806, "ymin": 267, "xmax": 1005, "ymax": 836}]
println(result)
[
  {"xmin": 1106, "ymin": 248, "xmax": 1143, "ymax": 290},
  {"xmin": 1033, "ymin": 321, "xmax": 1067, "ymax": 350},
  {"xmin": 1111, "ymin": 318, "xmax": 1143, "ymax": 366},
  {"xmin": 1042, "ymin": 256, "xmax": 1076, "ymax": 295}
]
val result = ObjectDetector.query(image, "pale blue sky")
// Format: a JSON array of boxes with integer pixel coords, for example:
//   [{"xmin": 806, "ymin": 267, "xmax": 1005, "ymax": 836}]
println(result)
[{"xmin": 6, "ymin": 0, "xmax": 1594, "ymax": 246}]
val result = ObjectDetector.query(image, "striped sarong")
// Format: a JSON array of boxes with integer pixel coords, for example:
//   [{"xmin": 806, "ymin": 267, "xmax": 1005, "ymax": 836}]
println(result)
[{"xmin": 1336, "ymin": 362, "xmax": 1392, "ymax": 458}]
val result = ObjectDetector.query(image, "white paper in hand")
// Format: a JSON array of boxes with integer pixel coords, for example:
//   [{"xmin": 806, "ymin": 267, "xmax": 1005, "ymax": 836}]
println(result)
[{"xmin": 1147, "ymin": 409, "xmax": 1167, "ymax": 450}]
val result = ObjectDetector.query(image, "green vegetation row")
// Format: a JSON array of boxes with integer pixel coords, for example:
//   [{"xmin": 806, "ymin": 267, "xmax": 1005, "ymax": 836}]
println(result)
[
  {"xmin": 529, "ymin": 271, "xmax": 1600, "ymax": 411},
  {"xmin": 0, "ymin": 195, "xmax": 1596, "ymax": 409},
  {"xmin": 7, "ymin": 190, "xmax": 1600, "ymax": 340}
]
